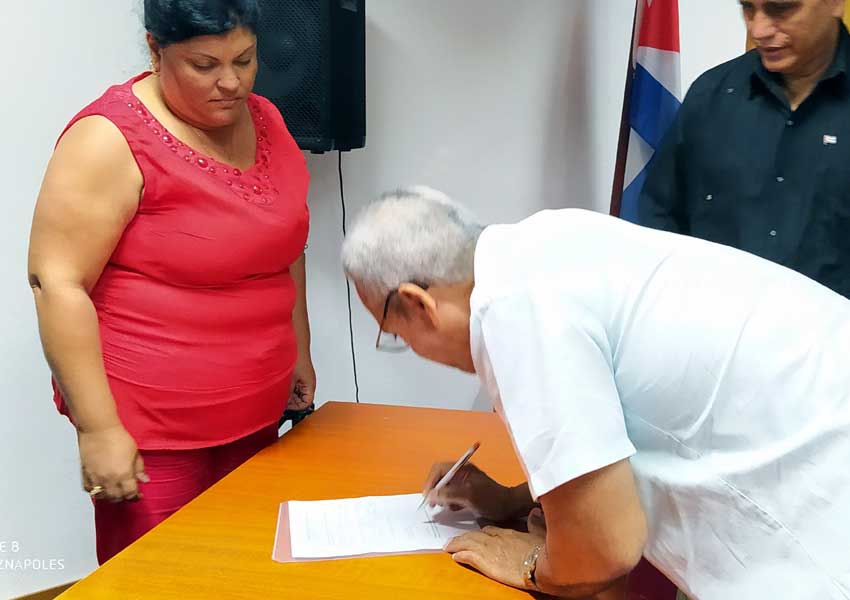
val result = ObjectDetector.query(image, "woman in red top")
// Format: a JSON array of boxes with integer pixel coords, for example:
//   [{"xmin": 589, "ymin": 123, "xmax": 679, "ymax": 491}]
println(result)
[{"xmin": 27, "ymin": 0, "xmax": 314, "ymax": 563}]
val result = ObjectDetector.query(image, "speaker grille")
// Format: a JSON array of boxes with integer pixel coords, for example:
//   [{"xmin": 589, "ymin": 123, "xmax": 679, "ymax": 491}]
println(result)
[
  {"xmin": 255, "ymin": 0, "xmax": 331, "ymax": 143},
  {"xmin": 254, "ymin": 0, "xmax": 365, "ymax": 152}
]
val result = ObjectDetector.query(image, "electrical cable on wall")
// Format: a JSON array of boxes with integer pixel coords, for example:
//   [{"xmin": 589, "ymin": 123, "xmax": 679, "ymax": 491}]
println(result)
[{"xmin": 339, "ymin": 151, "xmax": 361, "ymax": 403}]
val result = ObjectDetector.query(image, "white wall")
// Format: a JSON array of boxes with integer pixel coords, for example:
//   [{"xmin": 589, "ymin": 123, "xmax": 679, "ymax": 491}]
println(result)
[{"xmin": 0, "ymin": 1, "xmax": 744, "ymax": 597}]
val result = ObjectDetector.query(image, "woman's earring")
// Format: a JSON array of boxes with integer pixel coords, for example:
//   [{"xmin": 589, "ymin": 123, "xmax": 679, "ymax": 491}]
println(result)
[{"xmin": 150, "ymin": 60, "xmax": 159, "ymax": 74}]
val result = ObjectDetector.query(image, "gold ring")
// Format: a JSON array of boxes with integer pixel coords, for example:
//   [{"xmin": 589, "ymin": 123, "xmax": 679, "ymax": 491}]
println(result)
[{"xmin": 88, "ymin": 485, "xmax": 104, "ymax": 497}]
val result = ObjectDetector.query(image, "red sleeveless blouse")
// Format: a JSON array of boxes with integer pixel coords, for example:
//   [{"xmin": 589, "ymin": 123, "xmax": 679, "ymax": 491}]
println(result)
[{"xmin": 53, "ymin": 73, "xmax": 310, "ymax": 449}]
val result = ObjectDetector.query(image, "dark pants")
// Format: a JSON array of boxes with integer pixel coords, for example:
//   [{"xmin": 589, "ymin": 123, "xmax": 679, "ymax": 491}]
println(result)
[{"xmin": 629, "ymin": 559, "xmax": 679, "ymax": 600}]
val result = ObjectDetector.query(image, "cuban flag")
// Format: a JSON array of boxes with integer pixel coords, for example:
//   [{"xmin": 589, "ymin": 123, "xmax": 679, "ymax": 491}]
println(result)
[{"xmin": 611, "ymin": 0, "xmax": 682, "ymax": 223}]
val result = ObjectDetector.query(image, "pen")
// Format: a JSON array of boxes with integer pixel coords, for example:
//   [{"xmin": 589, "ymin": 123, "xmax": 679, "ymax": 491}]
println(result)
[{"xmin": 418, "ymin": 441, "xmax": 481, "ymax": 511}]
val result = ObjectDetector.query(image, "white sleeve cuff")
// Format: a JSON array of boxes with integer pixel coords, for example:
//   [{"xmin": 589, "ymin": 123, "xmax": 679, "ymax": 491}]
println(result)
[{"xmin": 527, "ymin": 438, "xmax": 637, "ymax": 500}]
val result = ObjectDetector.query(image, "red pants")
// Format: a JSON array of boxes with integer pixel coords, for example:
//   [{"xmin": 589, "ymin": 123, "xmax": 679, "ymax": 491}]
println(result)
[{"xmin": 92, "ymin": 424, "xmax": 278, "ymax": 564}]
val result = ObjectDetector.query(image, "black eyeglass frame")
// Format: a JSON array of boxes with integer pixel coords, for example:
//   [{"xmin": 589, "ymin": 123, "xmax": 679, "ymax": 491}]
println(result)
[{"xmin": 375, "ymin": 282, "xmax": 428, "ymax": 352}]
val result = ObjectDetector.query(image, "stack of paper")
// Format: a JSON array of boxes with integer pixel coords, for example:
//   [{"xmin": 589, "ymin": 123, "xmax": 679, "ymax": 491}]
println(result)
[{"xmin": 273, "ymin": 493, "xmax": 480, "ymax": 562}]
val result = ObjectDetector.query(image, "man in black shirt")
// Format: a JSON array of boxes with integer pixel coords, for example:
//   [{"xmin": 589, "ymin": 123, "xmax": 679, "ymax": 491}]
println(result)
[{"xmin": 640, "ymin": 0, "xmax": 850, "ymax": 297}]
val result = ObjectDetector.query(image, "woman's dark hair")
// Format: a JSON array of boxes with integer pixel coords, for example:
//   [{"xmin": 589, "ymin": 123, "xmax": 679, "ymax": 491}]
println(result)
[{"xmin": 144, "ymin": 0, "xmax": 260, "ymax": 47}]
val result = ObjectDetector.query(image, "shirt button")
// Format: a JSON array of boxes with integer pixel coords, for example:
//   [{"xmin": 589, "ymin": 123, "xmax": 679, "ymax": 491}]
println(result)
[
  {"xmin": 706, "ymin": 194, "xmax": 713, "ymax": 201},
  {"xmin": 786, "ymin": 119, "xmax": 794, "ymax": 126},
  {"xmin": 769, "ymin": 230, "xmax": 777, "ymax": 237},
  {"xmin": 726, "ymin": 87, "xmax": 735, "ymax": 94},
  {"xmin": 776, "ymin": 176, "xmax": 785, "ymax": 183}
]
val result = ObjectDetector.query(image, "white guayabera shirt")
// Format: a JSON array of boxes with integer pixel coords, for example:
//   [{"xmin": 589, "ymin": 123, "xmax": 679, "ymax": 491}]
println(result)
[{"xmin": 470, "ymin": 209, "xmax": 850, "ymax": 600}]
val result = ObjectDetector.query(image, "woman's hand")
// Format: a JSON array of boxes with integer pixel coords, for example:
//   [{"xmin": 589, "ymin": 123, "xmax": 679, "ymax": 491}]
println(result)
[
  {"xmin": 288, "ymin": 354, "xmax": 316, "ymax": 411},
  {"xmin": 422, "ymin": 463, "xmax": 532, "ymax": 522},
  {"xmin": 78, "ymin": 425, "xmax": 148, "ymax": 502}
]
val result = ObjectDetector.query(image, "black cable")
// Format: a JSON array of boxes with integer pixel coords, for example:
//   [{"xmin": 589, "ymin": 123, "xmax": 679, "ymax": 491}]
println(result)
[{"xmin": 339, "ymin": 151, "xmax": 361, "ymax": 403}]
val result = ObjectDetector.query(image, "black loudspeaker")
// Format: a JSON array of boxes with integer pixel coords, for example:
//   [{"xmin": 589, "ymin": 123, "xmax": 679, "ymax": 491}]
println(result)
[{"xmin": 254, "ymin": 0, "xmax": 366, "ymax": 152}]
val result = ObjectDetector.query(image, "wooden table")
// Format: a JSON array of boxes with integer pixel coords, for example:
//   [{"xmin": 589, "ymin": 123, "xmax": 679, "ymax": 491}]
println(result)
[{"xmin": 58, "ymin": 402, "xmax": 532, "ymax": 599}]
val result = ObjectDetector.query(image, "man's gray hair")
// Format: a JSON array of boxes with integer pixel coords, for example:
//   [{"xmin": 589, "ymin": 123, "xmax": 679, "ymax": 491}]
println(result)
[{"xmin": 341, "ymin": 186, "xmax": 485, "ymax": 302}]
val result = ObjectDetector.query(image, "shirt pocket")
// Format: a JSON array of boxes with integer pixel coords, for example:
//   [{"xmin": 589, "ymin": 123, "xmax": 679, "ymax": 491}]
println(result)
[
  {"xmin": 684, "ymin": 139, "xmax": 761, "ymax": 244},
  {"xmin": 686, "ymin": 184, "xmax": 741, "ymax": 244},
  {"xmin": 644, "ymin": 472, "xmax": 821, "ymax": 599},
  {"xmin": 809, "ymin": 161, "xmax": 850, "ymax": 259}
]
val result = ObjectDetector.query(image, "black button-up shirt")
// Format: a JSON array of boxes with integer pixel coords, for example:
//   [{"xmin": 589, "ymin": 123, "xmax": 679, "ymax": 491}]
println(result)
[{"xmin": 639, "ymin": 22, "xmax": 850, "ymax": 298}]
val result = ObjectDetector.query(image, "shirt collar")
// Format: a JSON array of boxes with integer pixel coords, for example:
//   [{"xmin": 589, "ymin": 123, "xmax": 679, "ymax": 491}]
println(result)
[{"xmin": 749, "ymin": 20, "xmax": 850, "ymax": 101}]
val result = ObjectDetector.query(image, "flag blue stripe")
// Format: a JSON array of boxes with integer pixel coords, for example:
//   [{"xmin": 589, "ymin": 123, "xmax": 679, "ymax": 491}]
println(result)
[
  {"xmin": 629, "ymin": 64, "xmax": 681, "ymax": 150},
  {"xmin": 619, "ymin": 163, "xmax": 650, "ymax": 224}
]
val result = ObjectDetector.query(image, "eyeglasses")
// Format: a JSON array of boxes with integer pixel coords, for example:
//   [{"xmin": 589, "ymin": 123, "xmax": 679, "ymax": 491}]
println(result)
[{"xmin": 375, "ymin": 289, "xmax": 410, "ymax": 353}]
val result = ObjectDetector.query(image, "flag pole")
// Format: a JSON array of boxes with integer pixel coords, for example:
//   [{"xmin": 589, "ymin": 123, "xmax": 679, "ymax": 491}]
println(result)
[{"xmin": 610, "ymin": 1, "xmax": 640, "ymax": 217}]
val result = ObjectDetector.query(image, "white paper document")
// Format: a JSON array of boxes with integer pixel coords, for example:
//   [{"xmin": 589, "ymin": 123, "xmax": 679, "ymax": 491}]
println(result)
[{"xmin": 286, "ymin": 493, "xmax": 480, "ymax": 559}]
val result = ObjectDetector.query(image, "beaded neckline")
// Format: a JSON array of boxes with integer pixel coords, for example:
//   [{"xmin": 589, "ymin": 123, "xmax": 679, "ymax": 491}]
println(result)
[{"xmin": 126, "ymin": 80, "xmax": 278, "ymax": 207}]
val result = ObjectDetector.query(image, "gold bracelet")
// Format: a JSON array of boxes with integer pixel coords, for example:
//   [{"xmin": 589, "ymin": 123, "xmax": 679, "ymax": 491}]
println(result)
[{"xmin": 521, "ymin": 543, "xmax": 544, "ymax": 590}]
